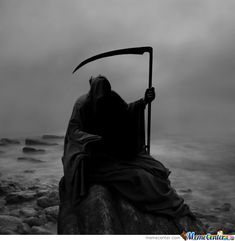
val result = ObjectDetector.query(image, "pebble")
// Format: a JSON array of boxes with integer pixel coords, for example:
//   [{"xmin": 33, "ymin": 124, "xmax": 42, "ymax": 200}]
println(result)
[
  {"xmin": 179, "ymin": 189, "xmax": 192, "ymax": 193},
  {"xmin": 45, "ymin": 205, "xmax": 59, "ymax": 220},
  {"xmin": 9, "ymin": 209, "xmax": 20, "ymax": 217},
  {"xmin": 31, "ymin": 226, "xmax": 53, "ymax": 234},
  {"xmin": 23, "ymin": 170, "xmax": 36, "ymax": 173},
  {"xmin": 23, "ymin": 217, "xmax": 43, "ymax": 227},
  {"xmin": 19, "ymin": 207, "xmax": 37, "ymax": 217},
  {"xmin": 5, "ymin": 191, "xmax": 36, "ymax": 204},
  {"xmin": 37, "ymin": 191, "xmax": 59, "ymax": 208},
  {"xmin": 0, "ymin": 215, "xmax": 28, "ymax": 234}
]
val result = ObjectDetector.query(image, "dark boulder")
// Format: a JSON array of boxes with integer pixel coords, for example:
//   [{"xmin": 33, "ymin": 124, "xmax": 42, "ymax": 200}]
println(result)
[
  {"xmin": 17, "ymin": 157, "xmax": 44, "ymax": 163},
  {"xmin": 25, "ymin": 139, "xmax": 58, "ymax": 146},
  {"xmin": 37, "ymin": 191, "xmax": 59, "ymax": 208},
  {"xmin": 0, "ymin": 180, "xmax": 21, "ymax": 196},
  {"xmin": 0, "ymin": 138, "xmax": 20, "ymax": 146},
  {"xmin": 23, "ymin": 217, "xmax": 43, "ymax": 227},
  {"xmin": 5, "ymin": 190, "xmax": 36, "ymax": 204},
  {"xmin": 22, "ymin": 147, "xmax": 45, "ymax": 153},
  {"xmin": 58, "ymin": 185, "xmax": 207, "ymax": 234}
]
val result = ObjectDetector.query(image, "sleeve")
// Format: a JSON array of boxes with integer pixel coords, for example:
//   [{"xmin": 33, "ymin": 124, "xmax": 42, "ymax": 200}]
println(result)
[{"xmin": 66, "ymin": 101, "xmax": 102, "ymax": 149}]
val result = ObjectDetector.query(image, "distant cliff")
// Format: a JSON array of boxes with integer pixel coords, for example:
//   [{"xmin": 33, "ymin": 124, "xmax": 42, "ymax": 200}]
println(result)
[{"xmin": 58, "ymin": 185, "xmax": 206, "ymax": 234}]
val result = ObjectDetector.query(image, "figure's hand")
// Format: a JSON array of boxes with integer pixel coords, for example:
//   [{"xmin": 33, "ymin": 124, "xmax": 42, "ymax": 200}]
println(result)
[{"xmin": 144, "ymin": 87, "xmax": 155, "ymax": 105}]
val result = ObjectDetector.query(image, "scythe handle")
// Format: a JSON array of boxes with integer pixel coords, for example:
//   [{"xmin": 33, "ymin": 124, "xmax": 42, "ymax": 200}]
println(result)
[{"xmin": 147, "ymin": 48, "xmax": 153, "ymax": 154}]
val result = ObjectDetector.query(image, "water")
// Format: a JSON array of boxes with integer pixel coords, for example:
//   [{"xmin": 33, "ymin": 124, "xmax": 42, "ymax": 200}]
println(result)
[
  {"xmin": 151, "ymin": 135, "xmax": 235, "ymax": 216},
  {"xmin": 0, "ymin": 135, "xmax": 234, "ymax": 222}
]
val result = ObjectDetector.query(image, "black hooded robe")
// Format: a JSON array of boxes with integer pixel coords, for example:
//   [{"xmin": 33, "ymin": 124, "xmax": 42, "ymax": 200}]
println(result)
[{"xmin": 58, "ymin": 77, "xmax": 191, "ymax": 232}]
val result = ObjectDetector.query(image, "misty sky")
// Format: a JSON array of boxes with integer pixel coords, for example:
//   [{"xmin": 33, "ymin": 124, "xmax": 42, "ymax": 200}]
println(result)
[{"xmin": 0, "ymin": 0, "xmax": 235, "ymax": 138}]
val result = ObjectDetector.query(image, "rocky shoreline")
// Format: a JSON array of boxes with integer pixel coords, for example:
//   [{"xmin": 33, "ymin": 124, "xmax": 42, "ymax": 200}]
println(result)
[
  {"xmin": 0, "ymin": 177, "xmax": 59, "ymax": 234},
  {"xmin": 0, "ymin": 136, "xmax": 234, "ymax": 234}
]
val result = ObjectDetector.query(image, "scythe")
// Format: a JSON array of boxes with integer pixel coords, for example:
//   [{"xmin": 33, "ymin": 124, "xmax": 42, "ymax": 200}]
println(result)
[{"xmin": 73, "ymin": 46, "xmax": 153, "ymax": 154}]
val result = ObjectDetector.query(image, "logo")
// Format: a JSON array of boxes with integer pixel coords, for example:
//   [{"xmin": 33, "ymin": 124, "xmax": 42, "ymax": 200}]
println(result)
[{"xmin": 180, "ymin": 231, "xmax": 234, "ymax": 240}]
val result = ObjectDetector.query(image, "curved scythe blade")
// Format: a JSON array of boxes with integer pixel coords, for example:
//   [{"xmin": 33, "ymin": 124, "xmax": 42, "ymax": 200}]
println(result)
[{"xmin": 72, "ymin": 46, "xmax": 152, "ymax": 73}]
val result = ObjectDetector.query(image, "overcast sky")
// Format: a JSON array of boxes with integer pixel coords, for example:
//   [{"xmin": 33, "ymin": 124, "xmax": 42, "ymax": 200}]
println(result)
[{"xmin": 0, "ymin": 0, "xmax": 235, "ymax": 139}]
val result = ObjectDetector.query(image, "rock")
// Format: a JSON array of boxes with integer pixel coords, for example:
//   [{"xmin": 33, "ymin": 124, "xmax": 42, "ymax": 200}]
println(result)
[
  {"xmin": 58, "ymin": 185, "xmax": 207, "ymax": 234},
  {"xmin": 0, "ymin": 180, "xmax": 21, "ymax": 195},
  {"xmin": 5, "ymin": 191, "xmax": 36, "ymax": 204},
  {"xmin": 22, "ymin": 147, "xmax": 45, "ymax": 153},
  {"xmin": 23, "ymin": 170, "xmax": 36, "ymax": 173},
  {"xmin": 0, "ymin": 138, "xmax": 20, "ymax": 146},
  {"xmin": 0, "ymin": 215, "xmax": 29, "ymax": 234},
  {"xmin": 0, "ymin": 181, "xmax": 12, "ymax": 195},
  {"xmin": 36, "ymin": 189, "xmax": 49, "ymax": 197},
  {"xmin": 17, "ymin": 157, "xmax": 44, "ymax": 163},
  {"xmin": 45, "ymin": 205, "xmax": 59, "ymax": 221},
  {"xmin": 19, "ymin": 207, "xmax": 37, "ymax": 217},
  {"xmin": 9, "ymin": 209, "xmax": 20, "ymax": 217},
  {"xmin": 25, "ymin": 139, "xmax": 58, "ymax": 146},
  {"xmin": 179, "ymin": 189, "xmax": 192, "ymax": 193},
  {"xmin": 23, "ymin": 217, "xmax": 43, "ymax": 227},
  {"xmin": 37, "ymin": 191, "xmax": 59, "ymax": 208},
  {"xmin": 193, "ymin": 212, "xmax": 218, "ymax": 222},
  {"xmin": 0, "ymin": 199, "xmax": 6, "ymax": 210},
  {"xmin": 214, "ymin": 203, "xmax": 232, "ymax": 212},
  {"xmin": 42, "ymin": 135, "xmax": 64, "ymax": 140},
  {"xmin": 31, "ymin": 226, "xmax": 53, "ymax": 234},
  {"xmin": 218, "ymin": 203, "xmax": 232, "ymax": 212}
]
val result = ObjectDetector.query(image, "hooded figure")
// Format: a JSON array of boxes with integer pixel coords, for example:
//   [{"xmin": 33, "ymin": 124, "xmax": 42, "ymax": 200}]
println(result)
[{"xmin": 58, "ymin": 76, "xmax": 192, "ymax": 233}]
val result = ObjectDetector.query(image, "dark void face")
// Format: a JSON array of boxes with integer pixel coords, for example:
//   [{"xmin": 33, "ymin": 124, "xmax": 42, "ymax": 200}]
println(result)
[{"xmin": 89, "ymin": 75, "xmax": 111, "ymax": 100}]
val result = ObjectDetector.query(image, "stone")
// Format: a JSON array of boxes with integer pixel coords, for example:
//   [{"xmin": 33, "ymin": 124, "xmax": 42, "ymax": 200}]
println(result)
[
  {"xmin": 58, "ymin": 185, "xmax": 207, "ymax": 234},
  {"xmin": 5, "ymin": 191, "xmax": 36, "ymax": 204},
  {"xmin": 36, "ymin": 189, "xmax": 49, "ymax": 197},
  {"xmin": 25, "ymin": 139, "xmax": 58, "ymax": 146},
  {"xmin": 0, "ymin": 180, "xmax": 21, "ymax": 195},
  {"xmin": 9, "ymin": 209, "xmax": 20, "ymax": 217},
  {"xmin": 31, "ymin": 226, "xmax": 53, "ymax": 234},
  {"xmin": 0, "ymin": 199, "xmax": 6, "ymax": 210},
  {"xmin": 23, "ymin": 217, "xmax": 43, "ymax": 227},
  {"xmin": 0, "ymin": 215, "xmax": 28, "ymax": 234},
  {"xmin": 23, "ymin": 170, "xmax": 36, "ymax": 173},
  {"xmin": 22, "ymin": 147, "xmax": 45, "ymax": 153},
  {"xmin": 45, "ymin": 205, "xmax": 59, "ymax": 220},
  {"xmin": 37, "ymin": 191, "xmax": 59, "ymax": 208},
  {"xmin": 179, "ymin": 189, "xmax": 192, "ymax": 193},
  {"xmin": 220, "ymin": 203, "xmax": 232, "ymax": 212},
  {"xmin": 17, "ymin": 157, "xmax": 44, "ymax": 163},
  {"xmin": 19, "ymin": 207, "xmax": 37, "ymax": 217},
  {"xmin": 0, "ymin": 138, "xmax": 20, "ymax": 146}
]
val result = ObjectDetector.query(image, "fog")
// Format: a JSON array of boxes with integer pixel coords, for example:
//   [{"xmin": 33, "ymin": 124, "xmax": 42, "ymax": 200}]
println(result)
[{"xmin": 0, "ymin": 0, "xmax": 235, "ymax": 138}]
